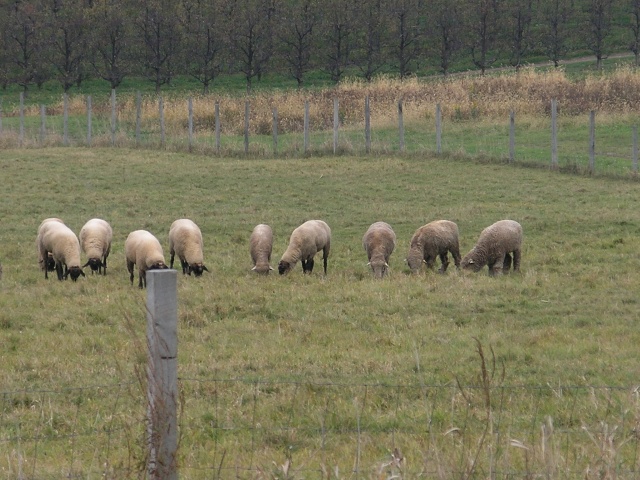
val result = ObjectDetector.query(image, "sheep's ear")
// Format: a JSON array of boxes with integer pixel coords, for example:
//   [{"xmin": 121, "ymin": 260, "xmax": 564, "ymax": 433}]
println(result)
[
  {"xmin": 269, "ymin": 266, "xmax": 274, "ymax": 270},
  {"xmin": 202, "ymin": 265, "xmax": 209, "ymax": 272},
  {"xmin": 468, "ymin": 259, "xmax": 474, "ymax": 264},
  {"xmin": 384, "ymin": 262, "xmax": 389, "ymax": 267},
  {"xmin": 80, "ymin": 269, "xmax": 85, "ymax": 277},
  {"xmin": 251, "ymin": 266, "xmax": 257, "ymax": 271},
  {"xmin": 366, "ymin": 262, "xmax": 371, "ymax": 266},
  {"xmin": 82, "ymin": 261, "xmax": 90, "ymax": 268}
]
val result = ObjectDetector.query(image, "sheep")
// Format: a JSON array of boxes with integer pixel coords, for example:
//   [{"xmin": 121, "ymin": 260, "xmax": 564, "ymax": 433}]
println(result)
[
  {"xmin": 79, "ymin": 218, "xmax": 113, "ymax": 275},
  {"xmin": 37, "ymin": 221, "xmax": 85, "ymax": 281},
  {"xmin": 36, "ymin": 217, "xmax": 64, "ymax": 272},
  {"xmin": 461, "ymin": 219, "xmax": 523, "ymax": 276},
  {"xmin": 168, "ymin": 219, "xmax": 209, "ymax": 277},
  {"xmin": 250, "ymin": 224, "xmax": 274, "ymax": 274},
  {"xmin": 125, "ymin": 230, "xmax": 168, "ymax": 288},
  {"xmin": 406, "ymin": 220, "xmax": 461, "ymax": 274},
  {"xmin": 362, "ymin": 221, "xmax": 396, "ymax": 279},
  {"xmin": 278, "ymin": 220, "xmax": 331, "ymax": 275}
]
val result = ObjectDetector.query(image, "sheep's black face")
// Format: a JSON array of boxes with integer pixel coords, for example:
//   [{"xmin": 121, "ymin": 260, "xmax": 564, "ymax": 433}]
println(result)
[
  {"xmin": 85, "ymin": 258, "xmax": 103, "ymax": 273},
  {"xmin": 66, "ymin": 266, "xmax": 85, "ymax": 282},
  {"xmin": 189, "ymin": 263, "xmax": 209, "ymax": 277},
  {"xmin": 46, "ymin": 254, "xmax": 56, "ymax": 272},
  {"xmin": 278, "ymin": 261, "xmax": 291, "ymax": 275},
  {"xmin": 150, "ymin": 262, "xmax": 168, "ymax": 270}
]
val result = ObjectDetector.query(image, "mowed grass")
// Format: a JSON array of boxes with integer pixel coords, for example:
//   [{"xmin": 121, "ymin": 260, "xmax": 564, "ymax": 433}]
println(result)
[{"xmin": 1, "ymin": 148, "xmax": 640, "ymax": 478}]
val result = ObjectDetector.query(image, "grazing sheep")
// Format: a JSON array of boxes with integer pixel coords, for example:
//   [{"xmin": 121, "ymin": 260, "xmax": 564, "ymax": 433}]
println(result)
[
  {"xmin": 79, "ymin": 218, "xmax": 113, "ymax": 275},
  {"xmin": 125, "ymin": 230, "xmax": 168, "ymax": 288},
  {"xmin": 37, "ymin": 221, "xmax": 85, "ymax": 281},
  {"xmin": 168, "ymin": 219, "xmax": 208, "ymax": 277},
  {"xmin": 250, "ymin": 224, "xmax": 274, "ymax": 274},
  {"xmin": 461, "ymin": 219, "xmax": 523, "ymax": 276},
  {"xmin": 36, "ymin": 218, "xmax": 64, "ymax": 272},
  {"xmin": 278, "ymin": 220, "xmax": 331, "ymax": 275},
  {"xmin": 406, "ymin": 220, "xmax": 461, "ymax": 274},
  {"xmin": 362, "ymin": 221, "xmax": 396, "ymax": 279}
]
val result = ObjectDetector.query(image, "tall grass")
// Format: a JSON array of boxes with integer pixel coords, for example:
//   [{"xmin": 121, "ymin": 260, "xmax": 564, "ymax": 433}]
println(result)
[{"xmin": 1, "ymin": 148, "xmax": 640, "ymax": 477}]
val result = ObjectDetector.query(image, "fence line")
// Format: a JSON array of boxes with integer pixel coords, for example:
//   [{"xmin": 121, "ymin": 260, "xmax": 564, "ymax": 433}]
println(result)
[{"xmin": 1, "ymin": 93, "xmax": 640, "ymax": 177}]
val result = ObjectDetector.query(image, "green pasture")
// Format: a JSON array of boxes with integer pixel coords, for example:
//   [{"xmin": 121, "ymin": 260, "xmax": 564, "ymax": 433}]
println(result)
[{"xmin": 1, "ymin": 148, "xmax": 640, "ymax": 478}]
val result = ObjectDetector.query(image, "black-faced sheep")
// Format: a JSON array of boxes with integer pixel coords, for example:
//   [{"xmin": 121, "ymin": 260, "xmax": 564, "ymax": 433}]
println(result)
[
  {"xmin": 362, "ymin": 221, "xmax": 396, "ymax": 279},
  {"xmin": 79, "ymin": 218, "xmax": 112, "ymax": 275},
  {"xmin": 37, "ymin": 221, "xmax": 85, "ymax": 281},
  {"xmin": 461, "ymin": 219, "xmax": 523, "ymax": 276},
  {"xmin": 406, "ymin": 220, "xmax": 461, "ymax": 274},
  {"xmin": 278, "ymin": 220, "xmax": 331, "ymax": 275},
  {"xmin": 36, "ymin": 217, "xmax": 64, "ymax": 272},
  {"xmin": 168, "ymin": 219, "xmax": 208, "ymax": 277},
  {"xmin": 125, "ymin": 230, "xmax": 168, "ymax": 288},
  {"xmin": 250, "ymin": 224, "xmax": 274, "ymax": 274}
]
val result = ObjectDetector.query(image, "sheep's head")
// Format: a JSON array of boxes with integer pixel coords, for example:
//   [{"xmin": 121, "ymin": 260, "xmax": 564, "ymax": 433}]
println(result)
[
  {"xmin": 45, "ymin": 253, "xmax": 56, "ymax": 272},
  {"xmin": 406, "ymin": 249, "xmax": 423, "ymax": 274},
  {"xmin": 189, "ymin": 263, "xmax": 209, "ymax": 277},
  {"xmin": 278, "ymin": 260, "xmax": 292, "ymax": 275},
  {"xmin": 83, "ymin": 257, "xmax": 103, "ymax": 273},
  {"xmin": 368, "ymin": 260, "xmax": 389, "ymax": 279},
  {"xmin": 252, "ymin": 262, "xmax": 273, "ymax": 275},
  {"xmin": 149, "ymin": 262, "xmax": 168, "ymax": 271},
  {"xmin": 461, "ymin": 252, "xmax": 484, "ymax": 272},
  {"xmin": 65, "ymin": 266, "xmax": 85, "ymax": 281}
]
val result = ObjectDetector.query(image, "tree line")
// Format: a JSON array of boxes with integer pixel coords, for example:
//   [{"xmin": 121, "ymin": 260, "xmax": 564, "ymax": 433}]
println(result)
[{"xmin": 2, "ymin": 0, "xmax": 640, "ymax": 94}]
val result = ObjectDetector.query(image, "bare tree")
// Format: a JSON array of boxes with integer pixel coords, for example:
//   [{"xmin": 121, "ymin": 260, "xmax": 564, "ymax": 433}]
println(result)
[
  {"xmin": 388, "ymin": 0, "xmax": 424, "ymax": 79},
  {"xmin": 540, "ymin": 0, "xmax": 573, "ymax": 67},
  {"xmin": 88, "ymin": 0, "xmax": 133, "ymax": 89},
  {"xmin": 180, "ymin": 0, "xmax": 225, "ymax": 94},
  {"xmin": 429, "ymin": 0, "xmax": 464, "ymax": 76},
  {"xmin": 134, "ymin": 0, "xmax": 181, "ymax": 92},
  {"xmin": 275, "ymin": 0, "xmax": 319, "ymax": 88},
  {"xmin": 466, "ymin": 0, "xmax": 504, "ymax": 75},
  {"xmin": 508, "ymin": 0, "xmax": 536, "ymax": 70},
  {"xmin": 630, "ymin": 0, "xmax": 640, "ymax": 66},
  {"xmin": 585, "ymin": 0, "xmax": 616, "ymax": 69},
  {"xmin": 352, "ymin": 0, "xmax": 387, "ymax": 81},
  {"xmin": 321, "ymin": 0, "xmax": 358, "ymax": 82}
]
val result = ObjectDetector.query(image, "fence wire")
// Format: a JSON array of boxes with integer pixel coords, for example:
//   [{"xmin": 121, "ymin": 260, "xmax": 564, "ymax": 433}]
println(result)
[{"xmin": 2, "ymin": 379, "xmax": 639, "ymax": 479}]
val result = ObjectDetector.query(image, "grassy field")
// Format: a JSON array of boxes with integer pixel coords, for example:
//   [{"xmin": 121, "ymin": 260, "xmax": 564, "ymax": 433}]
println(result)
[{"xmin": 1, "ymin": 147, "xmax": 640, "ymax": 478}]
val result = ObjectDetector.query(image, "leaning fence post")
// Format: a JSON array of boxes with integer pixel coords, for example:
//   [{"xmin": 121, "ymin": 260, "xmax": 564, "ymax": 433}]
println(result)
[
  {"xmin": 215, "ymin": 100, "xmax": 221, "ymax": 153},
  {"xmin": 589, "ymin": 110, "xmax": 595, "ymax": 174},
  {"xmin": 333, "ymin": 98, "xmax": 339, "ymax": 154},
  {"xmin": 435, "ymin": 103, "xmax": 442, "ymax": 154},
  {"xmin": 633, "ymin": 126, "xmax": 638, "ymax": 174},
  {"xmin": 304, "ymin": 100, "xmax": 310, "ymax": 154},
  {"xmin": 146, "ymin": 269, "xmax": 178, "ymax": 480},
  {"xmin": 551, "ymin": 99, "xmax": 558, "ymax": 169},
  {"xmin": 19, "ymin": 93, "xmax": 24, "ymax": 146},
  {"xmin": 365, "ymin": 95, "xmax": 371, "ymax": 154},
  {"xmin": 188, "ymin": 97, "xmax": 194, "ymax": 152},
  {"xmin": 159, "ymin": 97, "xmax": 165, "ymax": 148},
  {"xmin": 398, "ymin": 99, "xmax": 405, "ymax": 152},
  {"xmin": 509, "ymin": 111, "xmax": 515, "ymax": 163},
  {"xmin": 244, "ymin": 100, "xmax": 250, "ymax": 154},
  {"xmin": 110, "ymin": 89, "xmax": 116, "ymax": 146},
  {"xmin": 87, "ymin": 95, "xmax": 92, "ymax": 146},
  {"xmin": 63, "ymin": 93, "xmax": 69, "ymax": 146},
  {"xmin": 40, "ymin": 105, "xmax": 46, "ymax": 145}
]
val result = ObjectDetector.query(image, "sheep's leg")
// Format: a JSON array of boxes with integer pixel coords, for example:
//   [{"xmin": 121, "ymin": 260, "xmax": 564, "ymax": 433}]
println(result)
[
  {"xmin": 425, "ymin": 255, "xmax": 436, "ymax": 270},
  {"xmin": 169, "ymin": 251, "xmax": 175, "ymax": 269},
  {"xmin": 513, "ymin": 249, "xmax": 521, "ymax": 272},
  {"xmin": 489, "ymin": 254, "xmax": 505, "ymax": 276},
  {"xmin": 139, "ymin": 271, "xmax": 145, "ymax": 289},
  {"xmin": 438, "ymin": 252, "xmax": 449, "ymax": 273},
  {"xmin": 503, "ymin": 253, "xmax": 512, "ymax": 272},
  {"xmin": 180, "ymin": 259, "xmax": 189, "ymax": 275},
  {"xmin": 102, "ymin": 255, "xmax": 107, "ymax": 275},
  {"xmin": 127, "ymin": 261, "xmax": 135, "ymax": 285},
  {"xmin": 306, "ymin": 258, "xmax": 315, "ymax": 274},
  {"xmin": 55, "ymin": 262, "xmax": 64, "ymax": 281},
  {"xmin": 323, "ymin": 249, "xmax": 328, "ymax": 275},
  {"xmin": 451, "ymin": 247, "xmax": 462, "ymax": 269},
  {"xmin": 301, "ymin": 259, "xmax": 307, "ymax": 272}
]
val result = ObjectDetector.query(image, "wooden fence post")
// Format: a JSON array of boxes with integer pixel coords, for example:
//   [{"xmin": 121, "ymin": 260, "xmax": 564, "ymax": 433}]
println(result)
[
  {"xmin": 40, "ymin": 105, "xmax": 46, "ymax": 145},
  {"xmin": 304, "ymin": 100, "xmax": 310, "ymax": 154},
  {"xmin": 63, "ymin": 93, "xmax": 69, "ymax": 146},
  {"xmin": 589, "ymin": 110, "xmax": 595, "ymax": 174},
  {"xmin": 244, "ymin": 100, "xmax": 250, "ymax": 154},
  {"xmin": 87, "ymin": 95, "xmax": 92, "ymax": 146},
  {"xmin": 272, "ymin": 107, "xmax": 278, "ymax": 155},
  {"xmin": 215, "ymin": 100, "xmax": 221, "ymax": 153},
  {"xmin": 146, "ymin": 269, "xmax": 178, "ymax": 480},
  {"xmin": 19, "ymin": 92, "xmax": 24, "ymax": 147},
  {"xmin": 365, "ymin": 95, "xmax": 371, "ymax": 154},
  {"xmin": 188, "ymin": 97, "xmax": 194, "ymax": 152},
  {"xmin": 333, "ymin": 98, "xmax": 339, "ymax": 154},
  {"xmin": 111, "ymin": 89, "xmax": 116, "ymax": 146},
  {"xmin": 398, "ymin": 99, "xmax": 404, "ymax": 152},
  {"xmin": 135, "ymin": 92, "xmax": 142, "ymax": 147},
  {"xmin": 633, "ymin": 126, "xmax": 638, "ymax": 174},
  {"xmin": 435, "ymin": 103, "xmax": 442, "ymax": 154},
  {"xmin": 159, "ymin": 97, "xmax": 165, "ymax": 148},
  {"xmin": 551, "ymin": 99, "xmax": 558, "ymax": 169},
  {"xmin": 509, "ymin": 111, "xmax": 515, "ymax": 163}
]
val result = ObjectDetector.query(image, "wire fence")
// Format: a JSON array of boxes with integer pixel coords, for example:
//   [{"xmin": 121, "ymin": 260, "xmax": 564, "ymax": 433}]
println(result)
[
  {"xmin": 2, "ymin": 379, "xmax": 639, "ymax": 479},
  {"xmin": 1, "ymin": 91, "xmax": 640, "ymax": 178}
]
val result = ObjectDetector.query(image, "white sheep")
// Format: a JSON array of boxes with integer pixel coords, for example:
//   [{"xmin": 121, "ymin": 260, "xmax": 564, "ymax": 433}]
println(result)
[
  {"xmin": 250, "ymin": 224, "xmax": 274, "ymax": 274},
  {"xmin": 168, "ymin": 219, "xmax": 209, "ymax": 276},
  {"xmin": 406, "ymin": 220, "xmax": 461, "ymax": 274},
  {"xmin": 37, "ymin": 221, "xmax": 85, "ymax": 281},
  {"xmin": 36, "ymin": 217, "xmax": 64, "ymax": 272},
  {"xmin": 278, "ymin": 220, "xmax": 331, "ymax": 275},
  {"xmin": 362, "ymin": 221, "xmax": 396, "ymax": 279},
  {"xmin": 79, "ymin": 218, "xmax": 113, "ymax": 275},
  {"xmin": 461, "ymin": 219, "xmax": 523, "ymax": 276},
  {"xmin": 125, "ymin": 230, "xmax": 168, "ymax": 288}
]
